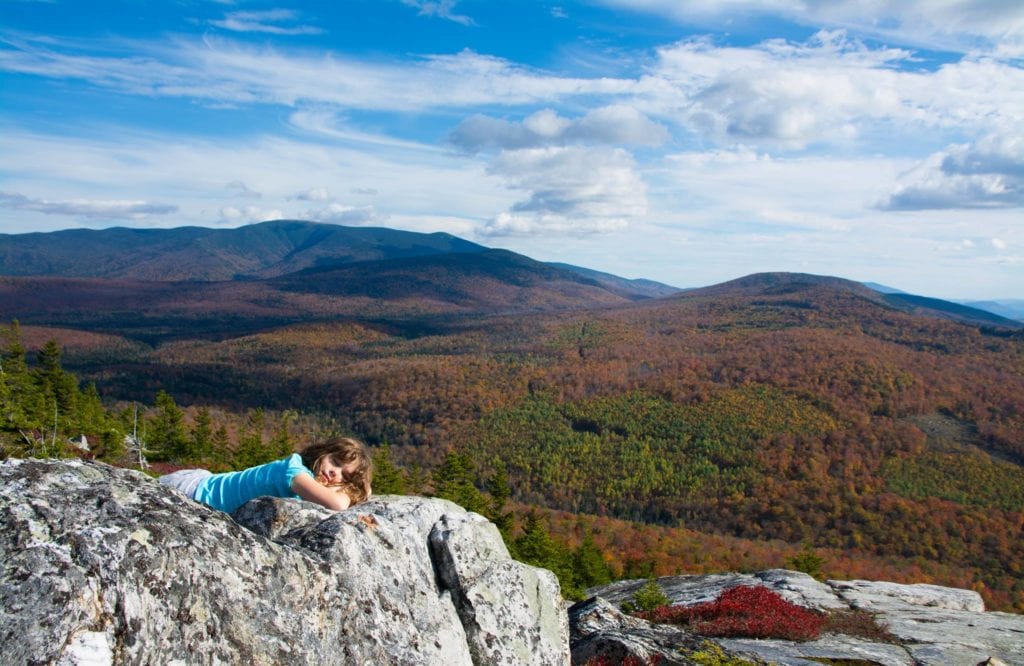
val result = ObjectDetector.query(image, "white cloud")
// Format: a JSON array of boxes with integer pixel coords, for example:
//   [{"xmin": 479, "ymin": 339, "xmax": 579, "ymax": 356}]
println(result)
[
  {"xmin": 644, "ymin": 30, "xmax": 1024, "ymax": 149},
  {"xmin": 992, "ymin": 238, "xmax": 1007, "ymax": 250},
  {"xmin": 598, "ymin": 0, "xmax": 1024, "ymax": 56},
  {"xmin": 218, "ymin": 205, "xmax": 284, "ymax": 224},
  {"xmin": 882, "ymin": 131, "xmax": 1024, "ymax": 210},
  {"xmin": 304, "ymin": 203, "xmax": 384, "ymax": 226},
  {"xmin": 451, "ymin": 105, "xmax": 668, "ymax": 152},
  {"xmin": 210, "ymin": 9, "xmax": 323, "ymax": 36},
  {"xmin": 293, "ymin": 187, "xmax": 329, "ymax": 201},
  {"xmin": 0, "ymin": 191, "xmax": 177, "ymax": 220},
  {"xmin": 401, "ymin": 0, "xmax": 475, "ymax": 26},
  {"xmin": 481, "ymin": 146, "xmax": 647, "ymax": 236}
]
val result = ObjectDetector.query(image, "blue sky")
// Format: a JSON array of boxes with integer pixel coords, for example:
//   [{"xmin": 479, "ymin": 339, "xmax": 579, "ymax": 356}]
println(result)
[{"xmin": 1, "ymin": 1, "xmax": 1022, "ymax": 299}]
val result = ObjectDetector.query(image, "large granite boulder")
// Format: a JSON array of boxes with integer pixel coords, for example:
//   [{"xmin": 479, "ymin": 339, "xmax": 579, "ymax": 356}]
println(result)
[
  {"xmin": 577, "ymin": 570, "xmax": 1024, "ymax": 666},
  {"xmin": 0, "ymin": 458, "xmax": 569, "ymax": 665}
]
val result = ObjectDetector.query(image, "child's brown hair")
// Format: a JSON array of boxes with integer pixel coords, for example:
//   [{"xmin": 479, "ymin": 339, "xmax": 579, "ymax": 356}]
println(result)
[{"xmin": 300, "ymin": 437, "xmax": 373, "ymax": 505}]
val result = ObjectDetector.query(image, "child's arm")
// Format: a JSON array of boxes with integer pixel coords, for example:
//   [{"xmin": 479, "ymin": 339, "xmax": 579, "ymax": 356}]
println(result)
[{"xmin": 291, "ymin": 473, "xmax": 352, "ymax": 511}]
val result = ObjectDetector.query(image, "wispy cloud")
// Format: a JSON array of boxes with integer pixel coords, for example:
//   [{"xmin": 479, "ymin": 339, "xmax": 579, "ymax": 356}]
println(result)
[
  {"xmin": 4, "ymin": 29, "xmax": 1019, "ymax": 153},
  {"xmin": 226, "ymin": 180, "xmax": 261, "ymax": 198},
  {"xmin": 450, "ymin": 105, "xmax": 668, "ymax": 152},
  {"xmin": 0, "ymin": 191, "xmax": 177, "ymax": 220},
  {"xmin": 210, "ymin": 9, "xmax": 323, "ymax": 36},
  {"xmin": 597, "ymin": 0, "xmax": 1024, "ymax": 56},
  {"xmin": 401, "ymin": 0, "xmax": 475, "ymax": 26},
  {"xmin": 0, "ymin": 35, "xmax": 634, "ymax": 111}
]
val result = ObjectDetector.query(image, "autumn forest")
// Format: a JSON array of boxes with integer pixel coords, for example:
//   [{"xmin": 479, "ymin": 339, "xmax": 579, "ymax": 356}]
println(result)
[{"xmin": 2, "ymin": 223, "xmax": 1022, "ymax": 611}]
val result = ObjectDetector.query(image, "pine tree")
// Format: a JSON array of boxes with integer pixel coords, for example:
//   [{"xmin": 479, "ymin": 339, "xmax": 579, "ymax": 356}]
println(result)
[
  {"xmin": 486, "ymin": 459, "xmax": 513, "ymax": 540},
  {"xmin": 35, "ymin": 340, "xmax": 78, "ymax": 421},
  {"xmin": 74, "ymin": 384, "xmax": 108, "ymax": 437},
  {"xmin": 620, "ymin": 578, "xmax": 669, "ymax": 613},
  {"xmin": 512, "ymin": 510, "xmax": 577, "ymax": 598},
  {"xmin": 94, "ymin": 428, "xmax": 126, "ymax": 463},
  {"xmin": 270, "ymin": 411, "xmax": 294, "ymax": 459},
  {"xmin": 1, "ymin": 321, "xmax": 46, "ymax": 452},
  {"xmin": 211, "ymin": 424, "xmax": 231, "ymax": 469},
  {"xmin": 572, "ymin": 533, "xmax": 613, "ymax": 591},
  {"xmin": 786, "ymin": 541, "xmax": 826, "ymax": 580},
  {"xmin": 190, "ymin": 406, "xmax": 214, "ymax": 462},
  {"xmin": 148, "ymin": 390, "xmax": 188, "ymax": 461},
  {"xmin": 432, "ymin": 451, "xmax": 488, "ymax": 514},
  {"xmin": 233, "ymin": 408, "xmax": 268, "ymax": 469},
  {"xmin": 371, "ymin": 444, "xmax": 407, "ymax": 495}
]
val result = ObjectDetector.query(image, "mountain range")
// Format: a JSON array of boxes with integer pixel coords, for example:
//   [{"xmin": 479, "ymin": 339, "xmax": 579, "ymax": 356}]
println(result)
[{"xmin": 1, "ymin": 220, "xmax": 1017, "ymax": 336}]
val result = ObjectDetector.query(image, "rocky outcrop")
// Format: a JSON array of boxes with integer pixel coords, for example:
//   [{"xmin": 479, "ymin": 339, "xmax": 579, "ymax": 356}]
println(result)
[
  {"xmin": 0, "ymin": 458, "xmax": 568, "ymax": 665},
  {"xmin": 5, "ymin": 457, "xmax": 1021, "ymax": 666},
  {"xmin": 576, "ymin": 570, "xmax": 1024, "ymax": 666}
]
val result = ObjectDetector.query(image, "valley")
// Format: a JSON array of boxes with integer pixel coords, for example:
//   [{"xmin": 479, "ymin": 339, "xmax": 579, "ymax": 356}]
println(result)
[{"xmin": 2, "ymin": 221, "xmax": 1023, "ymax": 611}]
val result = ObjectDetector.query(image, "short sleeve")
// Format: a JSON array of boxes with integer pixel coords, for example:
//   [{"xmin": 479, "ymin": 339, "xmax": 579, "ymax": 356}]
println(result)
[{"xmin": 283, "ymin": 452, "xmax": 314, "ymax": 489}]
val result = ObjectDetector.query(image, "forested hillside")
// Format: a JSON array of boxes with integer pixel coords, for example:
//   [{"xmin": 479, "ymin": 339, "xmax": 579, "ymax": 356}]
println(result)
[
  {"xmin": 0, "ymin": 220, "xmax": 487, "ymax": 280},
  {"xmin": 3, "ymin": 267, "xmax": 1023, "ymax": 611}
]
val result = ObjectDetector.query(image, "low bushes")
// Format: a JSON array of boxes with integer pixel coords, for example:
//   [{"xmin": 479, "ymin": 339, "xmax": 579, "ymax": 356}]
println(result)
[{"xmin": 636, "ymin": 585, "xmax": 825, "ymax": 641}]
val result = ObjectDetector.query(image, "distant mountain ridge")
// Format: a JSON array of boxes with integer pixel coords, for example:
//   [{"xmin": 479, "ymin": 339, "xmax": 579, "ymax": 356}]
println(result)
[
  {"xmin": 0, "ymin": 220, "xmax": 487, "ymax": 281},
  {"xmin": 959, "ymin": 299, "xmax": 1024, "ymax": 322},
  {"xmin": 688, "ymin": 272, "xmax": 1021, "ymax": 329},
  {"xmin": 0, "ymin": 220, "xmax": 679, "ymax": 301},
  {"xmin": 1, "ymin": 223, "xmax": 1017, "ymax": 331}
]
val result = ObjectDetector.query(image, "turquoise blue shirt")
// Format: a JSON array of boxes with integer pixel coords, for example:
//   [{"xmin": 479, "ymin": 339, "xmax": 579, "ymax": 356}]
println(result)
[{"xmin": 194, "ymin": 454, "xmax": 313, "ymax": 513}]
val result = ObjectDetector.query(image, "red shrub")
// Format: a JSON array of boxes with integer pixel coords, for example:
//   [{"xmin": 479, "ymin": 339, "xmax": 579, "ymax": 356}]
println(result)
[
  {"xmin": 636, "ymin": 585, "xmax": 825, "ymax": 642},
  {"xmin": 583, "ymin": 655, "xmax": 663, "ymax": 666}
]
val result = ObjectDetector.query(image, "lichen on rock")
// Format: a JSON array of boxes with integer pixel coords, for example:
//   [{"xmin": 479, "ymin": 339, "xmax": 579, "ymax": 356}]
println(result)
[{"xmin": 0, "ymin": 458, "xmax": 569, "ymax": 665}]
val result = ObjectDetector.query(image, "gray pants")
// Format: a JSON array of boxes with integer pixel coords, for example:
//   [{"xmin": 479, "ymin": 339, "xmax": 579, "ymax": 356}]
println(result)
[{"xmin": 158, "ymin": 469, "xmax": 212, "ymax": 500}]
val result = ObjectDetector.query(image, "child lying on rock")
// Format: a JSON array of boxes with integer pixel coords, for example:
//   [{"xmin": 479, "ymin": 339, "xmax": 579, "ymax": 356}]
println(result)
[{"xmin": 159, "ymin": 436, "xmax": 373, "ymax": 513}]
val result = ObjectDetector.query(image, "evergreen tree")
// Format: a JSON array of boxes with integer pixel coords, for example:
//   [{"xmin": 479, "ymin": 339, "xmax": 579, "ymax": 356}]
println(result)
[
  {"xmin": 620, "ymin": 578, "xmax": 670, "ymax": 613},
  {"xmin": 572, "ymin": 533, "xmax": 614, "ymax": 591},
  {"xmin": 94, "ymin": 428, "xmax": 126, "ymax": 463},
  {"xmin": 1, "ymin": 321, "xmax": 46, "ymax": 451},
  {"xmin": 74, "ymin": 384, "xmax": 108, "ymax": 437},
  {"xmin": 786, "ymin": 542, "xmax": 826, "ymax": 580},
  {"xmin": 190, "ymin": 406, "xmax": 214, "ymax": 462},
  {"xmin": 405, "ymin": 463, "xmax": 427, "ymax": 495},
  {"xmin": 270, "ymin": 411, "xmax": 294, "ymax": 459},
  {"xmin": 371, "ymin": 444, "xmax": 407, "ymax": 495},
  {"xmin": 511, "ymin": 510, "xmax": 577, "ymax": 598},
  {"xmin": 233, "ymin": 408, "xmax": 268, "ymax": 469},
  {"xmin": 211, "ymin": 424, "xmax": 231, "ymax": 469},
  {"xmin": 486, "ymin": 459, "xmax": 513, "ymax": 540},
  {"xmin": 148, "ymin": 390, "xmax": 188, "ymax": 461},
  {"xmin": 432, "ymin": 451, "xmax": 488, "ymax": 514},
  {"xmin": 35, "ymin": 340, "xmax": 78, "ymax": 422}
]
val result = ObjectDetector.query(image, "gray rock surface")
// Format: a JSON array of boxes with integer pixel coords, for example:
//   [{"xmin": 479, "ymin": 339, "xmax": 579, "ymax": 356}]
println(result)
[
  {"xmin": 588, "ymin": 569, "xmax": 847, "ymax": 611},
  {"xmin": 581, "ymin": 570, "xmax": 1024, "ymax": 666},
  {"xmin": 829, "ymin": 578, "xmax": 986, "ymax": 612},
  {"xmin": 429, "ymin": 512, "xmax": 570, "ymax": 665},
  {"xmin": 569, "ymin": 596, "xmax": 703, "ymax": 666},
  {"xmin": 0, "ymin": 458, "xmax": 569, "ymax": 665},
  {"xmin": 717, "ymin": 634, "xmax": 915, "ymax": 666}
]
